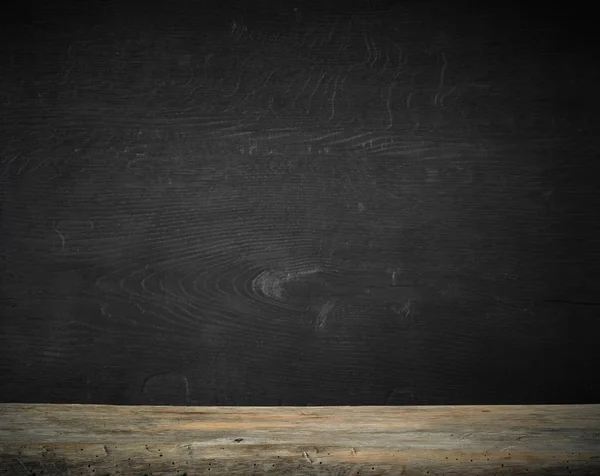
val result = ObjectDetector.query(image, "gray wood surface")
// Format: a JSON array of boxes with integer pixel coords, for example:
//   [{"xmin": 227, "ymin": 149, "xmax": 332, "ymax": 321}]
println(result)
[{"xmin": 1, "ymin": 0, "xmax": 598, "ymax": 406}]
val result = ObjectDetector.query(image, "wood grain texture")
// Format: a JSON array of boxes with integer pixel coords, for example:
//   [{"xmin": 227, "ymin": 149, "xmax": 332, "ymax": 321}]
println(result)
[
  {"xmin": 1, "ymin": 0, "xmax": 599, "ymax": 406},
  {"xmin": 0, "ymin": 404, "xmax": 599, "ymax": 475}
]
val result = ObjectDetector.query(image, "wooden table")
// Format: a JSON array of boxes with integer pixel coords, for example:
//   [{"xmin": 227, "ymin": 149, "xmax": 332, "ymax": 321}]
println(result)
[{"xmin": 1, "ymin": 404, "xmax": 599, "ymax": 475}]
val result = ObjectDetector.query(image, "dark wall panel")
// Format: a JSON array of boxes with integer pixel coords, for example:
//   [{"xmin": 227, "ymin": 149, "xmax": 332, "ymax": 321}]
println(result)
[{"xmin": 1, "ymin": 0, "xmax": 598, "ymax": 405}]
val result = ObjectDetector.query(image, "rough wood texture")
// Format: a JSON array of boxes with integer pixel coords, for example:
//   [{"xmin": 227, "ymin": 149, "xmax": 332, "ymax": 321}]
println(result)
[
  {"xmin": 1, "ymin": 404, "xmax": 599, "ymax": 475},
  {"xmin": 2, "ymin": 0, "xmax": 599, "ymax": 407}
]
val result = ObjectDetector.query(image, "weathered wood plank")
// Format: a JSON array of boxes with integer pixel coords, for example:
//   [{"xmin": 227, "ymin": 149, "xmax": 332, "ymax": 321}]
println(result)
[{"xmin": 1, "ymin": 404, "xmax": 599, "ymax": 475}]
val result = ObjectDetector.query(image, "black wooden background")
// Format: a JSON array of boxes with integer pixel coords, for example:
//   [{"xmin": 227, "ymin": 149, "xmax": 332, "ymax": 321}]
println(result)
[{"xmin": 1, "ymin": 0, "xmax": 598, "ymax": 405}]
